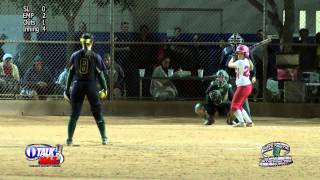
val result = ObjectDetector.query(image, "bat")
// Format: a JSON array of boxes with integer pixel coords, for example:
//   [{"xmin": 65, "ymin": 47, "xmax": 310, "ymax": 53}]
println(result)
[
  {"xmin": 249, "ymin": 38, "xmax": 272, "ymax": 49},
  {"xmin": 229, "ymin": 38, "xmax": 272, "ymax": 58},
  {"xmin": 229, "ymin": 38, "xmax": 272, "ymax": 50}
]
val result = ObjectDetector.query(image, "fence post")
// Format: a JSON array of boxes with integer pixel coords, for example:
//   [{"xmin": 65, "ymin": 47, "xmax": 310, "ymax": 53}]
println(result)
[
  {"xmin": 262, "ymin": 0, "xmax": 268, "ymax": 102},
  {"xmin": 109, "ymin": 0, "xmax": 115, "ymax": 101}
]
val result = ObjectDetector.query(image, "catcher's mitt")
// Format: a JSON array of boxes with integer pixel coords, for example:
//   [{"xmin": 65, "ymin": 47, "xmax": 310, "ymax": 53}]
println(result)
[{"xmin": 209, "ymin": 90, "xmax": 222, "ymax": 105}]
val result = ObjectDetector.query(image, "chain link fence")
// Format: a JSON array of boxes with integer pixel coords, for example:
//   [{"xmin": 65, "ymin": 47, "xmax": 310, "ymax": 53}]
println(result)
[{"xmin": 0, "ymin": 0, "xmax": 319, "ymax": 102}]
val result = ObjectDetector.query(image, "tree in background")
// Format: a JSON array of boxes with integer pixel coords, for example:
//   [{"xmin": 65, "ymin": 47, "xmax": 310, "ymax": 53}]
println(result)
[{"xmin": 94, "ymin": 0, "xmax": 134, "ymax": 11}]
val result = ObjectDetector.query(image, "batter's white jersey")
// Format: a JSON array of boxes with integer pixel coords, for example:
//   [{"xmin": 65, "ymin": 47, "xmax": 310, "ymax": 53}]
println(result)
[{"xmin": 235, "ymin": 58, "xmax": 251, "ymax": 87}]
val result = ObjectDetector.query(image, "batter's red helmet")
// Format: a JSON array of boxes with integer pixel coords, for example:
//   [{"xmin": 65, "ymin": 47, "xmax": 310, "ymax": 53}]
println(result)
[{"xmin": 236, "ymin": 44, "xmax": 249, "ymax": 57}]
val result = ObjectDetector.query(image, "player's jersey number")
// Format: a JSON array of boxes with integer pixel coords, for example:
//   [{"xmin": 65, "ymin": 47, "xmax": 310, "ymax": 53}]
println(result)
[
  {"xmin": 79, "ymin": 58, "xmax": 89, "ymax": 74},
  {"xmin": 236, "ymin": 66, "xmax": 250, "ymax": 79}
]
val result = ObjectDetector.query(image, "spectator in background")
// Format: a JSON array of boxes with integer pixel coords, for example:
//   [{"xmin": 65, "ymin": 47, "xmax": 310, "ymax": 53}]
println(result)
[
  {"xmin": 168, "ymin": 27, "xmax": 186, "ymax": 70},
  {"xmin": 156, "ymin": 38, "xmax": 169, "ymax": 67},
  {"xmin": 55, "ymin": 67, "xmax": 69, "ymax": 94},
  {"xmin": 120, "ymin": 21, "xmax": 129, "ymax": 32},
  {"xmin": 0, "ymin": 53, "xmax": 20, "ymax": 94},
  {"xmin": 115, "ymin": 21, "xmax": 131, "ymax": 64},
  {"xmin": 131, "ymin": 24, "xmax": 157, "ymax": 96},
  {"xmin": 156, "ymin": 27, "xmax": 182, "ymax": 68},
  {"xmin": 251, "ymin": 30, "xmax": 264, "ymax": 99},
  {"xmin": 103, "ymin": 53, "xmax": 125, "ymax": 98},
  {"xmin": 172, "ymin": 27, "xmax": 182, "ymax": 41},
  {"xmin": 211, "ymin": 38, "xmax": 227, "ymax": 73},
  {"xmin": 150, "ymin": 57, "xmax": 178, "ymax": 100},
  {"xmin": 118, "ymin": 21, "xmax": 131, "ymax": 44},
  {"xmin": 115, "ymin": 21, "xmax": 132, "ymax": 96},
  {"xmin": 0, "ymin": 53, "xmax": 20, "ymax": 81},
  {"xmin": 0, "ymin": 34, "xmax": 7, "ymax": 61},
  {"xmin": 189, "ymin": 34, "xmax": 208, "ymax": 74},
  {"xmin": 294, "ymin": 28, "xmax": 316, "ymax": 71},
  {"xmin": 14, "ymin": 32, "xmax": 39, "ymax": 77},
  {"xmin": 139, "ymin": 24, "xmax": 158, "ymax": 68},
  {"xmin": 21, "ymin": 55, "xmax": 54, "ymax": 99}
]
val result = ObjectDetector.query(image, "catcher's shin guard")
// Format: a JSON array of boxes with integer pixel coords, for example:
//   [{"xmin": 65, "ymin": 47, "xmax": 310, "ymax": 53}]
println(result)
[
  {"xmin": 195, "ymin": 103, "xmax": 213, "ymax": 125},
  {"xmin": 195, "ymin": 103, "xmax": 208, "ymax": 118},
  {"xmin": 203, "ymin": 115, "xmax": 215, "ymax": 125}
]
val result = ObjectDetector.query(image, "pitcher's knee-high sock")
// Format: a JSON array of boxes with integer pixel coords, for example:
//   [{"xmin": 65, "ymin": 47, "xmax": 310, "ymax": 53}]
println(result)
[
  {"xmin": 234, "ymin": 110, "xmax": 244, "ymax": 123},
  {"xmin": 94, "ymin": 113, "xmax": 107, "ymax": 139},
  {"xmin": 241, "ymin": 109, "xmax": 252, "ymax": 123},
  {"xmin": 68, "ymin": 115, "xmax": 79, "ymax": 140}
]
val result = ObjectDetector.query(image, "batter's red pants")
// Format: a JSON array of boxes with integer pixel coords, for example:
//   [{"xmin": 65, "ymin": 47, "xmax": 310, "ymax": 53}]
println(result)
[{"xmin": 231, "ymin": 84, "xmax": 252, "ymax": 111}]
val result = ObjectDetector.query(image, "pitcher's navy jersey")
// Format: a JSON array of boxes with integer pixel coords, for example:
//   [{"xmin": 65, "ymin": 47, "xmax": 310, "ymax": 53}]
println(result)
[{"xmin": 69, "ymin": 49, "xmax": 104, "ymax": 81}]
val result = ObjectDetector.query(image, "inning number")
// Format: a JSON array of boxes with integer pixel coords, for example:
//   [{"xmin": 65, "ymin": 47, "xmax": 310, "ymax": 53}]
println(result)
[{"xmin": 42, "ymin": 6, "xmax": 47, "ymax": 32}]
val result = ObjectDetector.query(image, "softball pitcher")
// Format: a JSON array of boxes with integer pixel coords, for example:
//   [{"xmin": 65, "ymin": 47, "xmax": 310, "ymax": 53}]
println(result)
[{"xmin": 64, "ymin": 33, "xmax": 108, "ymax": 145}]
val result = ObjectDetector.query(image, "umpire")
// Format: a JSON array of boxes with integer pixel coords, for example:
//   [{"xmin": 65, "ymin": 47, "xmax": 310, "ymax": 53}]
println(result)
[{"xmin": 64, "ymin": 33, "xmax": 108, "ymax": 145}]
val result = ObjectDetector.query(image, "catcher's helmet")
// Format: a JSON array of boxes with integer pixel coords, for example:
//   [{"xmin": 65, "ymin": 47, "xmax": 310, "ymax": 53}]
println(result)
[
  {"xmin": 80, "ymin": 33, "xmax": 93, "ymax": 45},
  {"xmin": 215, "ymin": 69, "xmax": 229, "ymax": 86}
]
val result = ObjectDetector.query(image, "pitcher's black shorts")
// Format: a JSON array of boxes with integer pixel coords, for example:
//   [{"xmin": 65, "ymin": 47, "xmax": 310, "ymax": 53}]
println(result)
[{"xmin": 71, "ymin": 81, "xmax": 101, "ymax": 116}]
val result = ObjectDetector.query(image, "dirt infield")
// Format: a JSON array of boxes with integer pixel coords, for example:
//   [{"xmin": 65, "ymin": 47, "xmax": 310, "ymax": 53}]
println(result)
[{"xmin": 0, "ymin": 116, "xmax": 319, "ymax": 180}]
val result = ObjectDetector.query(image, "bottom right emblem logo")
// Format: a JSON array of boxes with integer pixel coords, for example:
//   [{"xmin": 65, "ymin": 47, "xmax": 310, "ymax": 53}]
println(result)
[{"xmin": 259, "ymin": 142, "xmax": 293, "ymax": 167}]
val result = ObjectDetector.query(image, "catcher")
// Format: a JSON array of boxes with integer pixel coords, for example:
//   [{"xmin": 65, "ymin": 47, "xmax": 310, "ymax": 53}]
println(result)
[{"xmin": 195, "ymin": 70, "xmax": 233, "ymax": 125}]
